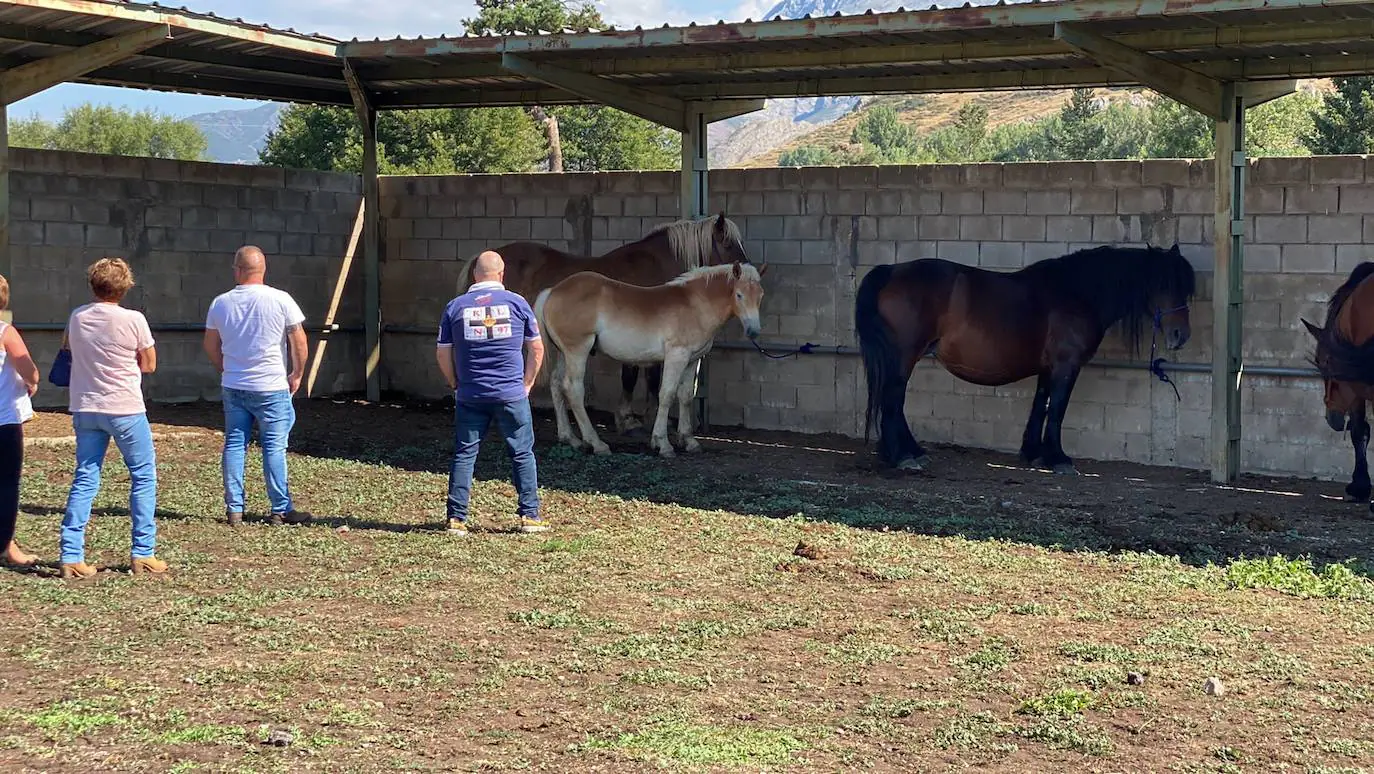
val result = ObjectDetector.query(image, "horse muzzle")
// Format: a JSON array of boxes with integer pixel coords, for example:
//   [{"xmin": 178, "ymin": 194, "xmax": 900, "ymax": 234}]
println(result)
[
  {"xmin": 1167, "ymin": 328, "xmax": 1191, "ymax": 350},
  {"xmin": 1329, "ymin": 410, "xmax": 1350, "ymax": 432}
]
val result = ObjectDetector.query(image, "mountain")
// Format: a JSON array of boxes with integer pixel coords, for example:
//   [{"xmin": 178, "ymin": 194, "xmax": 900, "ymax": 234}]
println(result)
[
  {"xmin": 187, "ymin": 102, "xmax": 285, "ymax": 164},
  {"xmin": 706, "ymin": 0, "xmax": 1013, "ymax": 166}
]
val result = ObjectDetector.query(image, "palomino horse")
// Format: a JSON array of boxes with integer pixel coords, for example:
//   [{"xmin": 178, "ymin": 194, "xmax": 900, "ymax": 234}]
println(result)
[
  {"xmin": 856, "ymin": 244, "xmax": 1195, "ymax": 474},
  {"xmin": 459, "ymin": 213, "xmax": 749, "ymax": 433},
  {"xmin": 534, "ymin": 262, "xmax": 767, "ymax": 458},
  {"xmin": 1302, "ymin": 261, "xmax": 1374, "ymax": 509}
]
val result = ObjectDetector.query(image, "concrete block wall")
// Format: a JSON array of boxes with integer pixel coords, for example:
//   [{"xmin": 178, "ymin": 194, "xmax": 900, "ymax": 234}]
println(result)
[
  {"xmin": 378, "ymin": 157, "xmax": 1374, "ymax": 481},
  {"xmin": 7, "ymin": 149, "xmax": 366, "ymax": 406}
]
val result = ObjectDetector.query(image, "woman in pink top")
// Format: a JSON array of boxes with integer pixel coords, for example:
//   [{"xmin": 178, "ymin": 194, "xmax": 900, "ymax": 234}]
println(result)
[{"xmin": 59, "ymin": 258, "xmax": 166, "ymax": 579}]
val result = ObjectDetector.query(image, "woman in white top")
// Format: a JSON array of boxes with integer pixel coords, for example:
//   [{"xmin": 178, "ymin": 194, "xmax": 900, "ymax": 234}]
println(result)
[
  {"xmin": 0, "ymin": 274, "xmax": 39, "ymax": 569},
  {"xmin": 59, "ymin": 258, "xmax": 165, "ymax": 579}
]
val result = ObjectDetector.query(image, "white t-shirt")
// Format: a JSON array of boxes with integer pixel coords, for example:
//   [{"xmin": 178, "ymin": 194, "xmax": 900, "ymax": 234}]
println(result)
[
  {"xmin": 0, "ymin": 322, "xmax": 34, "ymax": 425},
  {"xmin": 67, "ymin": 303, "xmax": 155, "ymax": 415},
  {"xmin": 205, "ymin": 284, "xmax": 306, "ymax": 393}
]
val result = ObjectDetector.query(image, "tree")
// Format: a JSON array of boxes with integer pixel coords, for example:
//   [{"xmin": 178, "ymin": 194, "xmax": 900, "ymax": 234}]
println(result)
[
  {"xmin": 1044, "ymin": 89, "xmax": 1108, "ymax": 160},
  {"xmin": 259, "ymin": 104, "xmax": 544, "ymax": 174},
  {"xmin": 778, "ymin": 145, "xmax": 840, "ymax": 167},
  {"xmin": 463, "ymin": 0, "xmax": 672, "ymax": 173},
  {"xmin": 1303, "ymin": 77, "xmax": 1374, "ymax": 155},
  {"xmin": 851, "ymin": 105, "xmax": 920, "ymax": 163},
  {"xmin": 925, "ymin": 101, "xmax": 989, "ymax": 163},
  {"xmin": 1144, "ymin": 97, "xmax": 1211, "ymax": 159},
  {"xmin": 10, "ymin": 104, "xmax": 206, "ymax": 160},
  {"xmin": 551, "ymin": 105, "xmax": 678, "ymax": 171},
  {"xmin": 1248, "ymin": 90, "xmax": 1321, "ymax": 156}
]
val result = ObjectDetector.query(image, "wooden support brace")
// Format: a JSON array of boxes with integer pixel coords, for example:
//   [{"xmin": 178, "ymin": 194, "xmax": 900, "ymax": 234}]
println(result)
[
  {"xmin": 1240, "ymin": 79, "xmax": 1297, "ymax": 108},
  {"xmin": 0, "ymin": 23, "xmax": 171, "ymax": 104},
  {"xmin": 1054, "ymin": 22, "xmax": 1225, "ymax": 119},
  {"xmin": 501, "ymin": 53, "xmax": 688, "ymax": 129},
  {"xmin": 703, "ymin": 99, "xmax": 765, "ymax": 123}
]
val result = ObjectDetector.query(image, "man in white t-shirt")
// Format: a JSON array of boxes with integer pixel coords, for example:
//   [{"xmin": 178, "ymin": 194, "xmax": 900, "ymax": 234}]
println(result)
[{"xmin": 203, "ymin": 246, "xmax": 311, "ymax": 528}]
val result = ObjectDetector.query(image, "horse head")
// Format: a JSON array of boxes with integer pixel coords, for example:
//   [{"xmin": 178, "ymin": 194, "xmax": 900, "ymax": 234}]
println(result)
[
  {"xmin": 1148, "ymin": 243, "xmax": 1194, "ymax": 351},
  {"xmin": 1304, "ymin": 317, "xmax": 1362, "ymax": 431},
  {"xmin": 730, "ymin": 261, "xmax": 767, "ymax": 339},
  {"xmin": 710, "ymin": 212, "xmax": 750, "ymax": 267}
]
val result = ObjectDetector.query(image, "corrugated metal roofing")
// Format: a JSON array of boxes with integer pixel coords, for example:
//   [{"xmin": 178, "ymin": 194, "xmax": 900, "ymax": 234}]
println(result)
[{"xmin": 5, "ymin": 0, "xmax": 1374, "ymax": 109}]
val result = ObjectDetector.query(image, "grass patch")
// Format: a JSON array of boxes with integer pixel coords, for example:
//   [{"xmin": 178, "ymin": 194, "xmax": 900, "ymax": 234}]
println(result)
[
  {"xmin": 1222, "ymin": 556, "xmax": 1374, "ymax": 601},
  {"xmin": 1017, "ymin": 689, "xmax": 1094, "ymax": 718},
  {"xmin": 584, "ymin": 722, "xmax": 806, "ymax": 766}
]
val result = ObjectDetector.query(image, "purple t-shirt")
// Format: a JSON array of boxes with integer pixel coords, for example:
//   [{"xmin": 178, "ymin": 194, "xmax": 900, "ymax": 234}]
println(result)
[{"xmin": 437, "ymin": 281, "xmax": 540, "ymax": 403}]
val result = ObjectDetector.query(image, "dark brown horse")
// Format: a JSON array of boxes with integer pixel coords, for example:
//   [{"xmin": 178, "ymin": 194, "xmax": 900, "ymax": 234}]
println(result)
[
  {"xmin": 1302, "ymin": 261, "xmax": 1374, "ymax": 509},
  {"xmin": 856, "ymin": 245, "xmax": 1196, "ymax": 474},
  {"xmin": 459, "ymin": 213, "xmax": 748, "ymax": 433}
]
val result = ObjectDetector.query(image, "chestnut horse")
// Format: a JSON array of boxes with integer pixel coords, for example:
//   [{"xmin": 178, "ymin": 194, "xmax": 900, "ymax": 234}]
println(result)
[
  {"xmin": 534, "ymin": 262, "xmax": 767, "ymax": 459},
  {"xmin": 459, "ymin": 213, "xmax": 748, "ymax": 433},
  {"xmin": 1302, "ymin": 261, "xmax": 1374, "ymax": 509},
  {"xmin": 856, "ymin": 244, "xmax": 1195, "ymax": 474}
]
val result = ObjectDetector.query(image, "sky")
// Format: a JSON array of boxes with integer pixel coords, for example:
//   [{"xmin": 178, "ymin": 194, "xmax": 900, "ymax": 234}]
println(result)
[{"xmin": 12, "ymin": 0, "xmax": 772, "ymax": 120}]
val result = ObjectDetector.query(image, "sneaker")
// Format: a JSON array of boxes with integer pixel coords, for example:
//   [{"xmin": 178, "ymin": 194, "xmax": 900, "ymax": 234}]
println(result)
[
  {"xmin": 446, "ymin": 518, "xmax": 469, "ymax": 537},
  {"xmin": 131, "ymin": 556, "xmax": 169, "ymax": 575},
  {"xmin": 518, "ymin": 517, "xmax": 550, "ymax": 534},
  {"xmin": 226, "ymin": 511, "xmax": 243, "ymax": 528},
  {"xmin": 60, "ymin": 562, "xmax": 97, "ymax": 580},
  {"xmin": 270, "ymin": 510, "xmax": 312, "ymax": 526}
]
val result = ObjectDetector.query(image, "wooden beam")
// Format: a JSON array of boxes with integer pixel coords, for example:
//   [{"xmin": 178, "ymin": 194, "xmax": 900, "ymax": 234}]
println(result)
[
  {"xmin": 1054, "ymin": 22, "xmax": 1224, "ymax": 119},
  {"xmin": 0, "ymin": 23, "xmax": 172, "ymax": 104},
  {"xmin": 500, "ymin": 53, "xmax": 687, "ymax": 129},
  {"xmin": 0, "ymin": 101, "xmax": 9, "ymax": 325},
  {"xmin": 1211, "ymin": 84, "xmax": 1245, "ymax": 483},
  {"xmin": 344, "ymin": 60, "xmax": 382, "ymax": 403},
  {"xmin": 704, "ymin": 99, "xmax": 765, "ymax": 124},
  {"xmin": 1240, "ymin": 79, "xmax": 1297, "ymax": 108}
]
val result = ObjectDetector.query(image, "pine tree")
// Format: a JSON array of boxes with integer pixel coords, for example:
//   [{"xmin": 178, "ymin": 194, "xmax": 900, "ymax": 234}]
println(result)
[{"xmin": 1302, "ymin": 76, "xmax": 1374, "ymax": 155}]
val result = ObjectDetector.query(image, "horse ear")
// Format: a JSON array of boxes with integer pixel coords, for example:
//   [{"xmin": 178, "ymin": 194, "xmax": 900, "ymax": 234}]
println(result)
[
  {"xmin": 715, "ymin": 211, "xmax": 727, "ymax": 231},
  {"xmin": 758, "ymin": 263, "xmax": 769, "ymax": 277},
  {"xmin": 732, "ymin": 261, "xmax": 741, "ymax": 279},
  {"xmin": 1302, "ymin": 318, "xmax": 1324, "ymax": 339},
  {"xmin": 1170, "ymin": 243, "xmax": 1182, "ymax": 256}
]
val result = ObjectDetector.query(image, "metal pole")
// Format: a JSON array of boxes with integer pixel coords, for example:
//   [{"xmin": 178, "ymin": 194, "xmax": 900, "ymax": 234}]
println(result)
[
  {"xmin": 1211, "ymin": 84, "xmax": 1245, "ymax": 484},
  {"xmin": 0, "ymin": 101, "xmax": 9, "ymax": 327}
]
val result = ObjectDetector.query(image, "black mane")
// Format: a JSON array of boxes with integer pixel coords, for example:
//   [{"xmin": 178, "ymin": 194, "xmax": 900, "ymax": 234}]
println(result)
[
  {"xmin": 1020, "ymin": 244, "xmax": 1197, "ymax": 353},
  {"xmin": 1315, "ymin": 261, "xmax": 1374, "ymax": 384}
]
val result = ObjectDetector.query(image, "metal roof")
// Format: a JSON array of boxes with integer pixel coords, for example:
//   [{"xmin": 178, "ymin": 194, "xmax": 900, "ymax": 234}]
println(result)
[
  {"xmin": 0, "ymin": 0, "xmax": 349, "ymax": 105},
  {"xmin": 7, "ymin": 0, "xmax": 1374, "ymax": 110}
]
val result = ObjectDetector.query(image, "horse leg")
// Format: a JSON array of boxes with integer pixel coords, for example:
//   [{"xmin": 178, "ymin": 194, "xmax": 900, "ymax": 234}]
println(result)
[
  {"xmin": 1039, "ymin": 366, "xmax": 1083, "ymax": 475},
  {"xmin": 563, "ymin": 347, "xmax": 611, "ymax": 456},
  {"xmin": 674, "ymin": 359, "xmax": 702, "ymax": 454},
  {"xmin": 616, "ymin": 366, "xmax": 646, "ymax": 436},
  {"xmin": 1348, "ymin": 401, "xmax": 1371, "ymax": 503},
  {"xmin": 651, "ymin": 354, "xmax": 689, "ymax": 458},
  {"xmin": 644, "ymin": 364, "xmax": 664, "ymax": 427},
  {"xmin": 549, "ymin": 351, "xmax": 581, "ymax": 450},
  {"xmin": 1018, "ymin": 372, "xmax": 1053, "ymax": 467}
]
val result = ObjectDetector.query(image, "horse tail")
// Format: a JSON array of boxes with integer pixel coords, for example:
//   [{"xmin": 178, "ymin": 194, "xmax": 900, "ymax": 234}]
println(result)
[
  {"xmin": 532, "ymin": 287, "xmax": 557, "ymax": 390},
  {"xmin": 457, "ymin": 252, "xmax": 479, "ymax": 294},
  {"xmin": 855, "ymin": 264, "xmax": 899, "ymax": 448}
]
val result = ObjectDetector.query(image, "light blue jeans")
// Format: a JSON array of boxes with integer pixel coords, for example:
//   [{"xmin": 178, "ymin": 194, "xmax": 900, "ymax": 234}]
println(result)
[
  {"xmin": 61, "ymin": 412, "xmax": 158, "ymax": 564},
  {"xmin": 222, "ymin": 388, "xmax": 295, "ymax": 515}
]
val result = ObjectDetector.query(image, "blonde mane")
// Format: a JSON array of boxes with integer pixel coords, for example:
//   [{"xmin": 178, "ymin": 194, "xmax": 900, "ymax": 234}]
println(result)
[
  {"xmin": 647, "ymin": 216, "xmax": 743, "ymax": 271},
  {"xmin": 666, "ymin": 261, "xmax": 759, "ymax": 287}
]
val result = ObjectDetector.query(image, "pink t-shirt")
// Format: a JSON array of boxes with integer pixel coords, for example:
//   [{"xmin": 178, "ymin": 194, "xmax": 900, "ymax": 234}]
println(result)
[{"xmin": 67, "ymin": 302, "xmax": 155, "ymax": 415}]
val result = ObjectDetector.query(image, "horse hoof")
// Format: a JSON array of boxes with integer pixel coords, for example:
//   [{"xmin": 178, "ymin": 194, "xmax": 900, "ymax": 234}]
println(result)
[
  {"xmin": 591, "ymin": 444, "xmax": 612, "ymax": 457},
  {"xmin": 681, "ymin": 439, "xmax": 703, "ymax": 454},
  {"xmin": 624, "ymin": 426, "xmax": 649, "ymax": 439},
  {"xmin": 896, "ymin": 456, "xmax": 928, "ymax": 472},
  {"xmin": 1052, "ymin": 463, "xmax": 1079, "ymax": 476}
]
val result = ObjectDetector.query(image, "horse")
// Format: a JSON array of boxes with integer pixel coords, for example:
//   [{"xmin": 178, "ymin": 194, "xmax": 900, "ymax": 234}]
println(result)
[
  {"xmin": 459, "ymin": 213, "xmax": 748, "ymax": 434},
  {"xmin": 855, "ymin": 244, "xmax": 1196, "ymax": 475},
  {"xmin": 534, "ymin": 261, "xmax": 767, "ymax": 459},
  {"xmin": 1302, "ymin": 261, "xmax": 1374, "ymax": 508}
]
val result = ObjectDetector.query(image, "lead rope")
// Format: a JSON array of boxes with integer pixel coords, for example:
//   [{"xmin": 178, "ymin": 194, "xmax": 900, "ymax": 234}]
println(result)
[
  {"xmin": 750, "ymin": 339, "xmax": 817, "ymax": 359},
  {"xmin": 1149, "ymin": 305, "xmax": 1187, "ymax": 402}
]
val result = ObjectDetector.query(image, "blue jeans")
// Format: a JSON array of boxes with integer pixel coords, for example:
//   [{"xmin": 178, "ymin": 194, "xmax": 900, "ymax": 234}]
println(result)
[
  {"xmin": 61, "ymin": 412, "xmax": 158, "ymax": 564},
  {"xmin": 448, "ymin": 399, "xmax": 539, "ymax": 521},
  {"xmin": 222, "ymin": 388, "xmax": 295, "ymax": 515}
]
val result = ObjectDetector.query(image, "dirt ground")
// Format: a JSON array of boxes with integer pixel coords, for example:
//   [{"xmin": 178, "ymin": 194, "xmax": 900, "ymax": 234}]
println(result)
[{"xmin": 28, "ymin": 397, "xmax": 1368, "ymax": 568}]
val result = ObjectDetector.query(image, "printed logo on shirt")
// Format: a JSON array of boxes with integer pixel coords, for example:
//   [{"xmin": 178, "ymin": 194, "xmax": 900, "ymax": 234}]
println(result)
[{"xmin": 462, "ymin": 304, "xmax": 514, "ymax": 341}]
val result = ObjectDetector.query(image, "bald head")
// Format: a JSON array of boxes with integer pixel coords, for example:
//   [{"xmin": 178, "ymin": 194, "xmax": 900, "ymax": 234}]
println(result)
[
  {"xmin": 473, "ymin": 251, "xmax": 505, "ymax": 283},
  {"xmin": 234, "ymin": 246, "xmax": 267, "ymax": 285}
]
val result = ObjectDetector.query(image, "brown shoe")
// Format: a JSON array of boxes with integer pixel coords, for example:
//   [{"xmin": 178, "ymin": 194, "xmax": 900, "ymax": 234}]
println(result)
[
  {"xmin": 226, "ymin": 511, "xmax": 243, "ymax": 528},
  {"xmin": 131, "ymin": 556, "xmax": 169, "ymax": 575},
  {"xmin": 60, "ymin": 562, "xmax": 97, "ymax": 580},
  {"xmin": 270, "ymin": 510, "xmax": 312, "ymax": 526}
]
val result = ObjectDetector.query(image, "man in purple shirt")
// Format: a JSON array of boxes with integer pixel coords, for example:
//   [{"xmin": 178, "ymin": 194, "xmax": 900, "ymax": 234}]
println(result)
[{"xmin": 436, "ymin": 251, "xmax": 547, "ymax": 536}]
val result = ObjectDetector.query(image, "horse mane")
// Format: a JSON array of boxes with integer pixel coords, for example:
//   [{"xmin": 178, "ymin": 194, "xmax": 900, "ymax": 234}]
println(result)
[
  {"xmin": 666, "ymin": 262, "xmax": 758, "ymax": 287},
  {"xmin": 1314, "ymin": 262, "xmax": 1374, "ymax": 384},
  {"xmin": 1021, "ymin": 244, "xmax": 1197, "ymax": 353},
  {"xmin": 645, "ymin": 216, "xmax": 741, "ymax": 271}
]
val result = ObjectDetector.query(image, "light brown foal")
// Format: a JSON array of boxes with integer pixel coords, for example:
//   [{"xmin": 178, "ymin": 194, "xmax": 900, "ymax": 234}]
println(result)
[{"xmin": 535, "ymin": 262, "xmax": 767, "ymax": 458}]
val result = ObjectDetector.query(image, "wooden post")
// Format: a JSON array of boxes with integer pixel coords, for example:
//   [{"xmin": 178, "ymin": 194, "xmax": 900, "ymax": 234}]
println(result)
[
  {"xmin": 361, "ymin": 107, "xmax": 381, "ymax": 403},
  {"xmin": 682, "ymin": 103, "xmax": 711, "ymax": 431},
  {"xmin": 1211, "ymin": 83, "xmax": 1245, "ymax": 483},
  {"xmin": 0, "ymin": 101, "xmax": 9, "ymax": 326}
]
